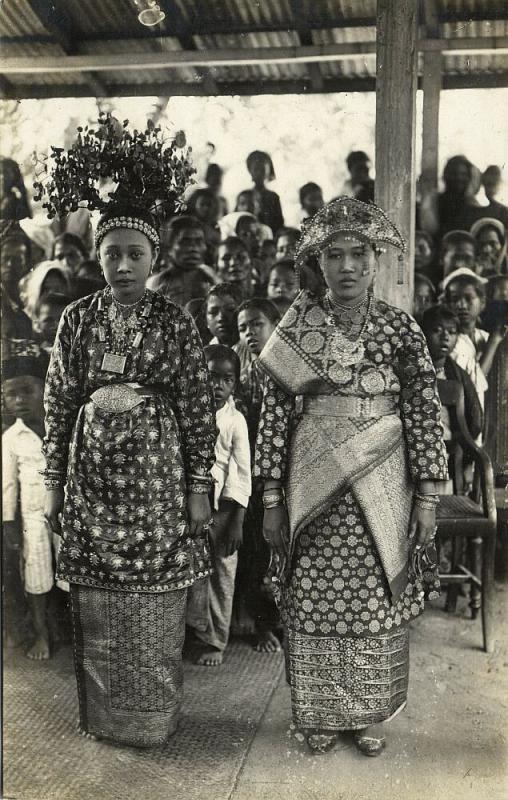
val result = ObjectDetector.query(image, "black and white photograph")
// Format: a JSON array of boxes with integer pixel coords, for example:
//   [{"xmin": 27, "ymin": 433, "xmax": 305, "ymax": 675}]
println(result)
[{"xmin": 1, "ymin": 2, "xmax": 507, "ymax": 799}]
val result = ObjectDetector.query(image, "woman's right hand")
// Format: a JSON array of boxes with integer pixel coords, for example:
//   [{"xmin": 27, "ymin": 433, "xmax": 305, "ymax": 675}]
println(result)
[
  {"xmin": 262, "ymin": 505, "xmax": 289, "ymax": 559},
  {"xmin": 44, "ymin": 487, "xmax": 64, "ymax": 536}
]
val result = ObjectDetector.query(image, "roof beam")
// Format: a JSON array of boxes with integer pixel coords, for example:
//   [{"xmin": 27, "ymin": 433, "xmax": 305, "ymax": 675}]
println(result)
[
  {"xmin": 23, "ymin": 0, "xmax": 107, "ymax": 96},
  {"xmin": 1, "ymin": 36, "xmax": 507, "ymax": 74},
  {"xmin": 289, "ymin": 0, "xmax": 324, "ymax": 91},
  {"xmin": 2, "ymin": 72, "xmax": 507, "ymax": 101},
  {"xmin": 158, "ymin": 1, "xmax": 218, "ymax": 94}
]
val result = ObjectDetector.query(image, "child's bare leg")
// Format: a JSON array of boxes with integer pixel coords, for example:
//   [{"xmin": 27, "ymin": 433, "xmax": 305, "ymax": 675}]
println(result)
[{"xmin": 25, "ymin": 593, "xmax": 50, "ymax": 660}]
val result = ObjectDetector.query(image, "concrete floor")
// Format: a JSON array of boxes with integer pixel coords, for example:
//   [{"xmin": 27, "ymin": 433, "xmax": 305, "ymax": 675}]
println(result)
[
  {"xmin": 3, "ymin": 585, "xmax": 507, "ymax": 800},
  {"xmin": 231, "ymin": 585, "xmax": 508, "ymax": 800}
]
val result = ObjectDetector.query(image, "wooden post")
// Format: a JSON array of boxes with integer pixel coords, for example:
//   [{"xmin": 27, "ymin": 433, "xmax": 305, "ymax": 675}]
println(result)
[
  {"xmin": 421, "ymin": 52, "xmax": 441, "ymax": 192},
  {"xmin": 374, "ymin": 0, "xmax": 418, "ymax": 311}
]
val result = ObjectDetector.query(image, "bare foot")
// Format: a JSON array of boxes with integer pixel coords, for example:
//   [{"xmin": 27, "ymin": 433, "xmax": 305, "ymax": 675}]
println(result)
[
  {"xmin": 254, "ymin": 630, "xmax": 281, "ymax": 653},
  {"xmin": 77, "ymin": 725, "xmax": 98, "ymax": 741},
  {"xmin": 26, "ymin": 634, "xmax": 50, "ymax": 661},
  {"xmin": 196, "ymin": 649, "xmax": 223, "ymax": 666}
]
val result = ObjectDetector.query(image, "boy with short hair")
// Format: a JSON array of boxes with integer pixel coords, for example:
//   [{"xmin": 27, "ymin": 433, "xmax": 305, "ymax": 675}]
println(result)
[
  {"xmin": 2, "ymin": 341, "xmax": 55, "ymax": 660},
  {"xmin": 421, "ymin": 305, "xmax": 483, "ymax": 442},
  {"xmin": 266, "ymin": 260, "xmax": 299, "ymax": 303},
  {"xmin": 187, "ymin": 345, "xmax": 251, "ymax": 666}
]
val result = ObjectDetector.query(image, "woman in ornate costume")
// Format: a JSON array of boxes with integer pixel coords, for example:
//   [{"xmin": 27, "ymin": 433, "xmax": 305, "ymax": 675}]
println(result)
[
  {"xmin": 254, "ymin": 197, "xmax": 448, "ymax": 756},
  {"xmin": 39, "ymin": 116, "xmax": 216, "ymax": 747}
]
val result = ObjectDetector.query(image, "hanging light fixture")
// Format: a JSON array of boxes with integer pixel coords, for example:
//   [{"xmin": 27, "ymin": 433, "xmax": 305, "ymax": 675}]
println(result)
[{"xmin": 134, "ymin": 0, "xmax": 166, "ymax": 27}]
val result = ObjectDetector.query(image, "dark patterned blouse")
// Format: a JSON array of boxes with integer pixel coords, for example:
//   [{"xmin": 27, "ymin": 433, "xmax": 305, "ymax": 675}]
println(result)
[{"xmin": 43, "ymin": 288, "xmax": 216, "ymax": 593}]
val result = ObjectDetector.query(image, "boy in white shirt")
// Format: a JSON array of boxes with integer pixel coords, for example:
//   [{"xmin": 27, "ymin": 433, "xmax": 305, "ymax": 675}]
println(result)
[
  {"xmin": 2, "ymin": 341, "xmax": 55, "ymax": 660},
  {"xmin": 187, "ymin": 345, "xmax": 251, "ymax": 665}
]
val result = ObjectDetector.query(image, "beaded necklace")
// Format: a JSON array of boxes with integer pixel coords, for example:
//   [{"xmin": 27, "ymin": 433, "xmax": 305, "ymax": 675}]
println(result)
[
  {"xmin": 96, "ymin": 289, "xmax": 152, "ymax": 374},
  {"xmin": 324, "ymin": 290, "xmax": 372, "ymax": 367}
]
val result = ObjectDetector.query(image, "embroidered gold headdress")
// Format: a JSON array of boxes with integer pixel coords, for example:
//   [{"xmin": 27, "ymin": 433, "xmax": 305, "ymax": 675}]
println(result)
[
  {"xmin": 295, "ymin": 196, "xmax": 406, "ymax": 284},
  {"xmin": 33, "ymin": 114, "xmax": 196, "ymax": 250}
]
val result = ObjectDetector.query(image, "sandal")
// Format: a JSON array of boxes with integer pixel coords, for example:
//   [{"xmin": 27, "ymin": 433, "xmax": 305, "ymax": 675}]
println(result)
[
  {"xmin": 305, "ymin": 731, "xmax": 338, "ymax": 755},
  {"xmin": 353, "ymin": 726, "xmax": 386, "ymax": 757}
]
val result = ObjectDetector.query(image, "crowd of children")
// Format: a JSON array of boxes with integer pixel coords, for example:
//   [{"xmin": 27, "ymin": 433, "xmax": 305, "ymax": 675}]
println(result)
[{"xmin": 2, "ymin": 146, "xmax": 507, "ymax": 666}]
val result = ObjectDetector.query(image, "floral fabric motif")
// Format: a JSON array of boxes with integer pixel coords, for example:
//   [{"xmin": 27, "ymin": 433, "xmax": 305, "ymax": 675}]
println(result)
[
  {"xmin": 281, "ymin": 493, "xmax": 435, "ymax": 637},
  {"xmin": 44, "ymin": 289, "xmax": 216, "ymax": 592}
]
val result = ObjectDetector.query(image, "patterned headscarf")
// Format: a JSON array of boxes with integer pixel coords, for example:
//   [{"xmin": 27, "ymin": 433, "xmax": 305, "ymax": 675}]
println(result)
[{"xmin": 2, "ymin": 338, "xmax": 48, "ymax": 380}]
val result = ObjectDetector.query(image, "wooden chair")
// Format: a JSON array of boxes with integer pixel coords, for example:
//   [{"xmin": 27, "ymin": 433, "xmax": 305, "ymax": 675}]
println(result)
[{"xmin": 436, "ymin": 379, "xmax": 497, "ymax": 653}]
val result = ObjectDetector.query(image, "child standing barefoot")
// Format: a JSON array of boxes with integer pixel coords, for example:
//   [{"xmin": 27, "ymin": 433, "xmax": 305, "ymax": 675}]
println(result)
[
  {"xmin": 2, "ymin": 342, "xmax": 55, "ymax": 661},
  {"xmin": 187, "ymin": 345, "xmax": 251, "ymax": 666}
]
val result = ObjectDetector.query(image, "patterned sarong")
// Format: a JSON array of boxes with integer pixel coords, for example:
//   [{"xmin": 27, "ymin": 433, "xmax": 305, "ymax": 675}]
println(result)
[{"xmin": 70, "ymin": 584, "xmax": 187, "ymax": 747}]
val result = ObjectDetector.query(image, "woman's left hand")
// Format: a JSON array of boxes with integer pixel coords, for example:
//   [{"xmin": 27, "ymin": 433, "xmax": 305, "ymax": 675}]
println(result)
[
  {"xmin": 187, "ymin": 492, "xmax": 212, "ymax": 539},
  {"xmin": 409, "ymin": 504, "xmax": 436, "ymax": 551}
]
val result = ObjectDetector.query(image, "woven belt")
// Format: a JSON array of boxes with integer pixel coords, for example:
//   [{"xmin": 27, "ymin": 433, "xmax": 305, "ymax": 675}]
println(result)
[{"xmin": 302, "ymin": 394, "xmax": 397, "ymax": 418}]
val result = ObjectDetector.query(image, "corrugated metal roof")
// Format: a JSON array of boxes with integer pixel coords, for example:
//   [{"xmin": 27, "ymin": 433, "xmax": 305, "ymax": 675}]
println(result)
[{"xmin": 0, "ymin": 0, "xmax": 506, "ymax": 97}]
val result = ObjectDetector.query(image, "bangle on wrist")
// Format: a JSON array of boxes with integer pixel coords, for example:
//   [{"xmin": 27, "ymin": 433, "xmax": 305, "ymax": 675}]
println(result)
[{"xmin": 188, "ymin": 484, "xmax": 210, "ymax": 495}]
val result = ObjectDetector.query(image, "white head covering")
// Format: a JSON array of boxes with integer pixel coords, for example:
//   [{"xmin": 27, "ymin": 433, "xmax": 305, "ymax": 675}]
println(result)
[
  {"xmin": 440, "ymin": 267, "xmax": 488, "ymax": 294},
  {"xmin": 18, "ymin": 260, "xmax": 73, "ymax": 318}
]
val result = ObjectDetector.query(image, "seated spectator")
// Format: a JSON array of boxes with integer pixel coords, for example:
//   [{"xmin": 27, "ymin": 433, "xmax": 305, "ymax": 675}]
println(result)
[
  {"xmin": 444, "ymin": 273, "xmax": 494, "ymax": 410},
  {"xmin": 486, "ymin": 273, "xmax": 508, "ymax": 303},
  {"xmin": 52, "ymin": 232, "xmax": 87, "ymax": 278},
  {"xmin": 20, "ymin": 216, "xmax": 55, "ymax": 264},
  {"xmin": 269, "ymin": 296, "xmax": 292, "ymax": 317},
  {"xmin": 299, "ymin": 182, "xmax": 324, "ymax": 221},
  {"xmin": 275, "ymin": 227, "xmax": 300, "ymax": 262},
  {"xmin": 267, "ymin": 259, "xmax": 299, "ymax": 303},
  {"xmin": 413, "ymin": 273, "xmax": 436, "ymax": 323},
  {"xmin": 479, "ymin": 165, "xmax": 508, "ymax": 229},
  {"xmin": 216, "ymin": 237, "xmax": 254, "ymax": 300},
  {"xmin": 1, "ymin": 230, "xmax": 33, "ymax": 340},
  {"xmin": 340, "ymin": 151, "xmax": 374, "ymax": 203},
  {"xmin": 74, "ymin": 258, "xmax": 106, "ymax": 298},
  {"xmin": 205, "ymin": 163, "xmax": 228, "ymax": 218},
  {"xmin": 19, "ymin": 260, "xmax": 72, "ymax": 320},
  {"xmin": 186, "ymin": 187, "xmax": 221, "ymax": 266},
  {"xmin": 147, "ymin": 215, "xmax": 217, "ymax": 306},
  {"xmin": 243, "ymin": 151, "xmax": 284, "ymax": 235},
  {"xmin": 437, "ymin": 156, "xmax": 479, "ymax": 238},
  {"xmin": 421, "ymin": 305, "xmax": 483, "ymax": 442},
  {"xmin": 414, "ymin": 230, "xmax": 440, "ymax": 284},
  {"xmin": 259, "ymin": 239, "xmax": 276, "ymax": 282},
  {"xmin": 441, "ymin": 230, "xmax": 477, "ymax": 278},
  {"xmin": 0, "ymin": 157, "xmax": 31, "ymax": 223},
  {"xmin": 205, "ymin": 283, "xmax": 243, "ymax": 346},
  {"xmin": 470, "ymin": 217, "xmax": 507, "ymax": 277},
  {"xmin": 32, "ymin": 292, "xmax": 70, "ymax": 356}
]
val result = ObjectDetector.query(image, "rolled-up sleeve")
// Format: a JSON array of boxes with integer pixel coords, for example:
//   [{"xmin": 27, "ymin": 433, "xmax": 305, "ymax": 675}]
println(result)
[
  {"xmin": 254, "ymin": 376, "xmax": 294, "ymax": 482},
  {"xmin": 397, "ymin": 315, "xmax": 448, "ymax": 482}
]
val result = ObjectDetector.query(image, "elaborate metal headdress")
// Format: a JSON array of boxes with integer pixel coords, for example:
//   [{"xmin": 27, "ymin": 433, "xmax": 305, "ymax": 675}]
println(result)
[
  {"xmin": 33, "ymin": 113, "xmax": 196, "ymax": 250},
  {"xmin": 295, "ymin": 196, "xmax": 407, "ymax": 284}
]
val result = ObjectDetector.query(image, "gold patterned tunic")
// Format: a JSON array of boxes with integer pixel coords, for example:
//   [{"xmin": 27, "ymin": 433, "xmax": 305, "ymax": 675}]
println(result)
[{"xmin": 254, "ymin": 290, "xmax": 448, "ymax": 731}]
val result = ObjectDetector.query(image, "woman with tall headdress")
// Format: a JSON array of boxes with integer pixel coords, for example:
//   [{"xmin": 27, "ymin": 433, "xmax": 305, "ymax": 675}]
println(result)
[
  {"xmin": 38, "ymin": 116, "xmax": 216, "ymax": 747},
  {"xmin": 254, "ymin": 197, "xmax": 448, "ymax": 756}
]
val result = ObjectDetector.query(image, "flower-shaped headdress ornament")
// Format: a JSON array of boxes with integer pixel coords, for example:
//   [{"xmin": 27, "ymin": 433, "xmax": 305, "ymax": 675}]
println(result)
[
  {"xmin": 33, "ymin": 113, "xmax": 196, "ymax": 249},
  {"xmin": 295, "ymin": 196, "xmax": 406, "ymax": 284}
]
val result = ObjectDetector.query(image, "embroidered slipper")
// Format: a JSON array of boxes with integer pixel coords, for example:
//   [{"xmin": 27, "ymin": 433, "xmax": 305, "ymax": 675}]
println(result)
[
  {"xmin": 353, "ymin": 728, "xmax": 386, "ymax": 757},
  {"xmin": 305, "ymin": 732, "xmax": 339, "ymax": 755}
]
